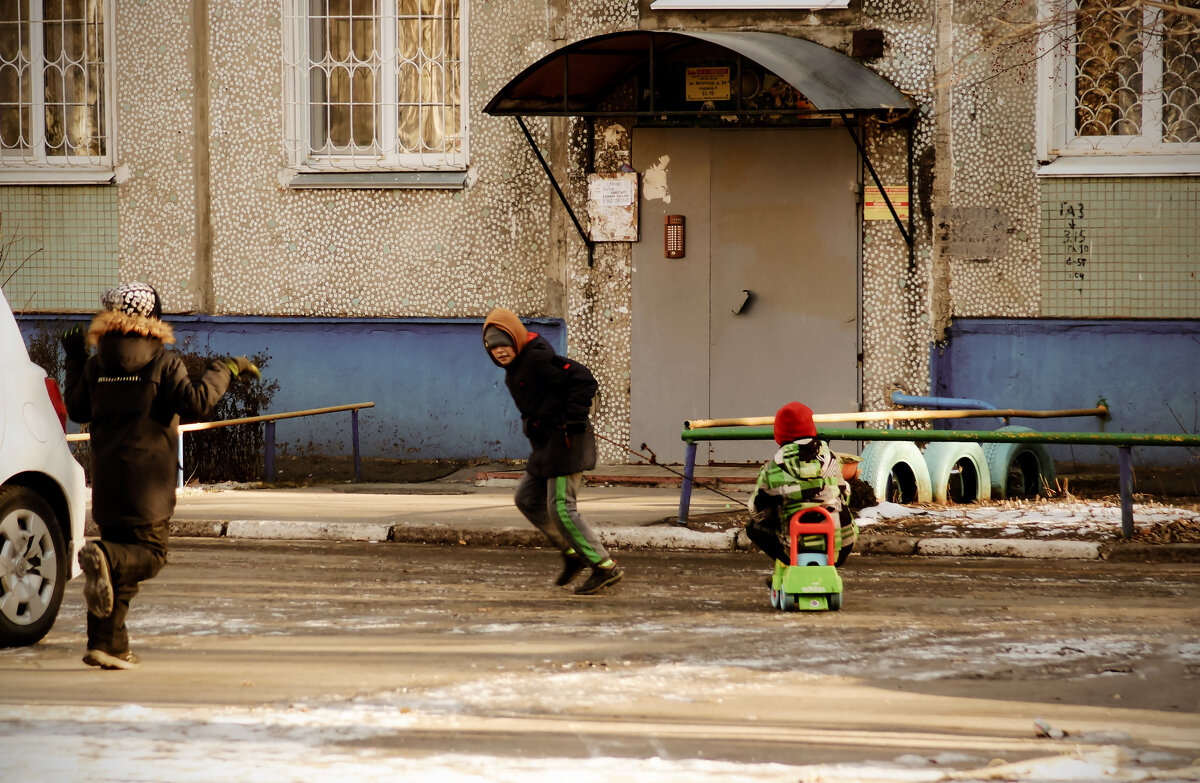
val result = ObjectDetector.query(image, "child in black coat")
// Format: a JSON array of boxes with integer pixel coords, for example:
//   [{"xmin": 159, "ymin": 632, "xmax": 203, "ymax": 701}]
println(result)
[{"xmin": 63, "ymin": 282, "xmax": 258, "ymax": 669}]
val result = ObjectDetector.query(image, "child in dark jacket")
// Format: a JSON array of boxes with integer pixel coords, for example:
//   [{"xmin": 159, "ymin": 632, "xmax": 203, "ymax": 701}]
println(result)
[
  {"xmin": 483, "ymin": 307, "xmax": 624, "ymax": 595},
  {"xmin": 62, "ymin": 282, "xmax": 259, "ymax": 669}
]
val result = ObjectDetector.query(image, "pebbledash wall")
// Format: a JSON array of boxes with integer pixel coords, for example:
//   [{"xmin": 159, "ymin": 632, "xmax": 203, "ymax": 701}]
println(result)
[{"xmin": 4, "ymin": 0, "xmax": 1199, "ymax": 466}]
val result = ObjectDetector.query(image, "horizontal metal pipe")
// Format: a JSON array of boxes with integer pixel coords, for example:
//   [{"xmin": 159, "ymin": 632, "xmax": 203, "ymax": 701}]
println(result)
[
  {"xmin": 681, "ymin": 426, "xmax": 1200, "ymax": 447},
  {"xmin": 66, "ymin": 402, "xmax": 376, "ymax": 441},
  {"xmin": 684, "ymin": 406, "xmax": 1108, "ymax": 430}
]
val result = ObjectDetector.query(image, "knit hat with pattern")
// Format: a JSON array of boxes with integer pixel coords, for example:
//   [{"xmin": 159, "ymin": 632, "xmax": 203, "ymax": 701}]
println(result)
[{"xmin": 102, "ymin": 282, "xmax": 162, "ymax": 320}]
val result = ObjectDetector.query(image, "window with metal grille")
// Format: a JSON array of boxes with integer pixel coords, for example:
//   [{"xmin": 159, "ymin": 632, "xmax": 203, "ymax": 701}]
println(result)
[
  {"xmin": 1037, "ymin": 0, "xmax": 1199, "ymax": 173},
  {"xmin": 282, "ymin": 0, "xmax": 468, "ymax": 173},
  {"xmin": 0, "ymin": 0, "xmax": 114, "ymax": 183}
]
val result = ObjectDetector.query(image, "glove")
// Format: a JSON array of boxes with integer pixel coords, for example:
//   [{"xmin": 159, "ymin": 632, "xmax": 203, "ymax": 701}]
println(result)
[
  {"xmin": 564, "ymin": 420, "xmax": 588, "ymax": 435},
  {"xmin": 223, "ymin": 356, "xmax": 261, "ymax": 381},
  {"xmin": 61, "ymin": 325, "xmax": 86, "ymax": 358}
]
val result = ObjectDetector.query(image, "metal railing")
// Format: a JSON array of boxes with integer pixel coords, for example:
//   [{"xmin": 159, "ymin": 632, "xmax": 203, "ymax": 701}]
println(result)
[
  {"xmin": 67, "ymin": 402, "xmax": 376, "ymax": 485},
  {"xmin": 675, "ymin": 404, "xmax": 1200, "ymax": 539}
]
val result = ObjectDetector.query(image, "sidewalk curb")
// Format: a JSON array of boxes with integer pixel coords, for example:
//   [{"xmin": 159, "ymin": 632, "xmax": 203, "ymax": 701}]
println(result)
[{"xmin": 163, "ymin": 519, "xmax": 1200, "ymax": 561}]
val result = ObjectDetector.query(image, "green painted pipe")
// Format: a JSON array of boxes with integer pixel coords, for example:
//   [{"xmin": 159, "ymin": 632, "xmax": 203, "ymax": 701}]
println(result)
[{"xmin": 680, "ymin": 426, "xmax": 1200, "ymax": 447}]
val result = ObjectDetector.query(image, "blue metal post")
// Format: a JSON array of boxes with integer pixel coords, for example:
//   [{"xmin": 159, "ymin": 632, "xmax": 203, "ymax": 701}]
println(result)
[
  {"xmin": 677, "ymin": 441, "xmax": 697, "ymax": 524},
  {"xmin": 177, "ymin": 434, "xmax": 184, "ymax": 488},
  {"xmin": 264, "ymin": 421, "xmax": 275, "ymax": 482},
  {"xmin": 352, "ymin": 408, "xmax": 362, "ymax": 483},
  {"xmin": 1118, "ymin": 445, "xmax": 1134, "ymax": 539}
]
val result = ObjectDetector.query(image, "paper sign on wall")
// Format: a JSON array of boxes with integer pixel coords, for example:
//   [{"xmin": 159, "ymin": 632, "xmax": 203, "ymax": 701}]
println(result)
[
  {"xmin": 587, "ymin": 172, "xmax": 639, "ymax": 242},
  {"xmin": 863, "ymin": 185, "xmax": 909, "ymax": 221}
]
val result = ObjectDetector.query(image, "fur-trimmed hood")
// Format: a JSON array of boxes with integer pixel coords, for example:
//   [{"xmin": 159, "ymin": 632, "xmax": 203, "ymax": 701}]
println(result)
[
  {"xmin": 87, "ymin": 309, "xmax": 174, "ymax": 376},
  {"xmin": 86, "ymin": 309, "xmax": 174, "ymax": 347}
]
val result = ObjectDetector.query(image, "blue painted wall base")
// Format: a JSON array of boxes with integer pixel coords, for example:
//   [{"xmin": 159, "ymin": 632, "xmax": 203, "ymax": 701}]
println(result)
[
  {"xmin": 21, "ymin": 315, "xmax": 565, "ymax": 461},
  {"xmin": 932, "ymin": 318, "xmax": 1200, "ymax": 467}
]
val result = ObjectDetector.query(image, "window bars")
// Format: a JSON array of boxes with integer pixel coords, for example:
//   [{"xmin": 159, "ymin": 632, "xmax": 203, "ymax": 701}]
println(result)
[
  {"xmin": 282, "ymin": 0, "xmax": 467, "ymax": 172},
  {"xmin": 0, "ymin": 0, "xmax": 114, "ymax": 175},
  {"xmin": 1042, "ymin": 0, "xmax": 1199, "ymax": 156}
]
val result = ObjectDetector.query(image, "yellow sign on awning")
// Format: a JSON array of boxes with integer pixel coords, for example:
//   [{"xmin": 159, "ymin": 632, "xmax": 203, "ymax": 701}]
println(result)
[
  {"xmin": 685, "ymin": 67, "xmax": 730, "ymax": 101},
  {"xmin": 864, "ymin": 186, "xmax": 909, "ymax": 221}
]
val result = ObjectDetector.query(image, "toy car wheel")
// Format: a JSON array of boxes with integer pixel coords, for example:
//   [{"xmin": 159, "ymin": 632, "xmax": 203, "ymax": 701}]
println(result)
[
  {"xmin": 0, "ymin": 486, "xmax": 68, "ymax": 648},
  {"xmin": 828, "ymin": 592, "xmax": 843, "ymax": 611},
  {"xmin": 769, "ymin": 588, "xmax": 780, "ymax": 609},
  {"xmin": 983, "ymin": 425, "xmax": 1056, "ymax": 499},
  {"xmin": 859, "ymin": 441, "xmax": 932, "ymax": 504},
  {"xmin": 779, "ymin": 592, "xmax": 797, "ymax": 611},
  {"xmin": 923, "ymin": 441, "xmax": 991, "ymax": 504}
]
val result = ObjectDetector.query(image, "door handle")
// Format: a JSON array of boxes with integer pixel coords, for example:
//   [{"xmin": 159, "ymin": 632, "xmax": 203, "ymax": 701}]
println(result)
[{"xmin": 732, "ymin": 289, "xmax": 755, "ymax": 315}]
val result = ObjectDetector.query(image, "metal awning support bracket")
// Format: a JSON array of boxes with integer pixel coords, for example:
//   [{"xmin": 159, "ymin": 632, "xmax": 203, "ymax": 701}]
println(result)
[
  {"xmin": 516, "ymin": 116, "xmax": 595, "ymax": 267},
  {"xmin": 840, "ymin": 112, "xmax": 915, "ymax": 271}
]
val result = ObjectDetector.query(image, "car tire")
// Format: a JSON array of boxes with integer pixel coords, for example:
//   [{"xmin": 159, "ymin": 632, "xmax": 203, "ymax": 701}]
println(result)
[
  {"xmin": 923, "ymin": 441, "xmax": 992, "ymax": 504},
  {"xmin": 859, "ymin": 441, "xmax": 932, "ymax": 504},
  {"xmin": 0, "ymin": 486, "xmax": 69, "ymax": 648},
  {"xmin": 982, "ymin": 425, "xmax": 1057, "ymax": 499}
]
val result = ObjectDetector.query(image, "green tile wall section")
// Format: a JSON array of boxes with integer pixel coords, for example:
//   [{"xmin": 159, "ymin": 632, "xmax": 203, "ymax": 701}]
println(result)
[
  {"xmin": 1041, "ymin": 177, "xmax": 1200, "ymax": 318},
  {"xmin": 0, "ymin": 186, "xmax": 118, "ymax": 312}
]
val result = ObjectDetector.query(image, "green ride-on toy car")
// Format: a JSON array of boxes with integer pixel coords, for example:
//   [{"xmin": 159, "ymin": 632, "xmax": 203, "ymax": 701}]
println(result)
[{"xmin": 769, "ymin": 505, "xmax": 844, "ymax": 612}]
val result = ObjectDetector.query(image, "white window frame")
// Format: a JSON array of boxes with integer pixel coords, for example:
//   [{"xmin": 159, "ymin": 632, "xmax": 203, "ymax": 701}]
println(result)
[
  {"xmin": 0, "ymin": 0, "xmax": 116, "ymax": 184},
  {"xmin": 649, "ymin": 1, "xmax": 850, "ymax": 8},
  {"xmin": 282, "ymin": 0, "xmax": 469, "ymax": 177},
  {"xmin": 1036, "ymin": 0, "xmax": 1200, "ymax": 176}
]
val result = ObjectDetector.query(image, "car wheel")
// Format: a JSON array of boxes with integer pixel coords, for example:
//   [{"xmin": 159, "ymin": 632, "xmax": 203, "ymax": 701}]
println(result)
[{"xmin": 0, "ymin": 486, "xmax": 68, "ymax": 647}]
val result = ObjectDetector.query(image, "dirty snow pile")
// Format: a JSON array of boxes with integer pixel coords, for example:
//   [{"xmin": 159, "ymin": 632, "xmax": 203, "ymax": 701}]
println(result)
[{"xmin": 857, "ymin": 500, "xmax": 1200, "ymax": 539}]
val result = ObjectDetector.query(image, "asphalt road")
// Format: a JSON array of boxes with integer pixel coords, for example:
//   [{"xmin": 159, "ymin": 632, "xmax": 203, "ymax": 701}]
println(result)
[{"xmin": 3, "ymin": 542, "xmax": 1199, "ymax": 780}]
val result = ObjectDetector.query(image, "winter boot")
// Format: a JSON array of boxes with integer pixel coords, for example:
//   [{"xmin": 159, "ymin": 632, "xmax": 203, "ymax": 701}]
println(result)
[
  {"xmin": 83, "ymin": 649, "xmax": 140, "ymax": 670},
  {"xmin": 555, "ymin": 550, "xmax": 588, "ymax": 586},
  {"xmin": 78, "ymin": 541, "xmax": 114, "ymax": 618},
  {"xmin": 574, "ymin": 562, "xmax": 625, "ymax": 595}
]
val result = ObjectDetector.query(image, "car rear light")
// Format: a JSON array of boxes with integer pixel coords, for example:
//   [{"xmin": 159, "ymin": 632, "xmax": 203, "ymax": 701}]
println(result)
[{"xmin": 45, "ymin": 377, "xmax": 68, "ymax": 432}]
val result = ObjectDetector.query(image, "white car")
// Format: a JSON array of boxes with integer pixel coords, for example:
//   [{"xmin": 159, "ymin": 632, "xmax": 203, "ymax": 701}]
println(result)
[{"xmin": 0, "ymin": 287, "xmax": 88, "ymax": 647}]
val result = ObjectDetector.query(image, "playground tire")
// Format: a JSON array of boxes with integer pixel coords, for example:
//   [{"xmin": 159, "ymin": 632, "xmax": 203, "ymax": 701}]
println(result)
[
  {"xmin": 982, "ymin": 425, "xmax": 1057, "ymax": 499},
  {"xmin": 828, "ymin": 593, "xmax": 843, "ymax": 611},
  {"xmin": 859, "ymin": 441, "xmax": 932, "ymax": 505},
  {"xmin": 923, "ymin": 441, "xmax": 991, "ymax": 504}
]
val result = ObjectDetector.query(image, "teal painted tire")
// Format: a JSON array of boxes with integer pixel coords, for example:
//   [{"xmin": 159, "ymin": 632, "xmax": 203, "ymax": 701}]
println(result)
[
  {"xmin": 923, "ymin": 441, "xmax": 991, "ymax": 504},
  {"xmin": 982, "ymin": 425, "xmax": 1057, "ymax": 499},
  {"xmin": 859, "ymin": 441, "xmax": 932, "ymax": 504}
]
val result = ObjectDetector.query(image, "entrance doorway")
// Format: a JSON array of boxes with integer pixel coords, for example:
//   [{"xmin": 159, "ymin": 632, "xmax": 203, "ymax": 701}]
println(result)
[{"xmin": 631, "ymin": 128, "xmax": 860, "ymax": 464}]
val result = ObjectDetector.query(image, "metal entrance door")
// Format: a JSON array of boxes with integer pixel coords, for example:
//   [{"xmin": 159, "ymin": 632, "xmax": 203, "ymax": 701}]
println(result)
[{"xmin": 632, "ymin": 128, "xmax": 859, "ymax": 465}]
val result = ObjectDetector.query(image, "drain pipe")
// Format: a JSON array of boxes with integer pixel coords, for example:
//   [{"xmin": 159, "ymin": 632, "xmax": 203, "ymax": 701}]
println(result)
[
  {"xmin": 891, "ymin": 392, "xmax": 1005, "ymax": 425},
  {"xmin": 890, "ymin": 392, "xmax": 997, "ymax": 410}
]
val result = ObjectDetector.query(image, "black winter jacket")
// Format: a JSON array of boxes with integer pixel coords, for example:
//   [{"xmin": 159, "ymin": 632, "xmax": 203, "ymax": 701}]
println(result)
[
  {"xmin": 502, "ymin": 333, "xmax": 598, "ymax": 479},
  {"xmin": 64, "ymin": 311, "xmax": 232, "ymax": 527}
]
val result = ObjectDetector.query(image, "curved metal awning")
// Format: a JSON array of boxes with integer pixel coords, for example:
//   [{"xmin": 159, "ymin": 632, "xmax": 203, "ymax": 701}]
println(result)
[{"xmin": 484, "ymin": 29, "xmax": 913, "ymax": 117}]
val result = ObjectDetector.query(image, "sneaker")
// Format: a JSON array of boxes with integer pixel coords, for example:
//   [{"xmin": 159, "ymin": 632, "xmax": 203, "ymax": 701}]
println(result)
[
  {"xmin": 83, "ymin": 649, "xmax": 140, "ymax": 670},
  {"xmin": 574, "ymin": 564, "xmax": 625, "ymax": 595},
  {"xmin": 555, "ymin": 551, "xmax": 588, "ymax": 587},
  {"xmin": 78, "ymin": 542, "xmax": 114, "ymax": 618}
]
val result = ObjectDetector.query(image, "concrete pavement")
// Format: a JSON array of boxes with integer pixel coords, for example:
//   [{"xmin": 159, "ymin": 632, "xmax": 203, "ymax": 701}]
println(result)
[{"xmin": 130, "ymin": 463, "xmax": 1200, "ymax": 563}]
